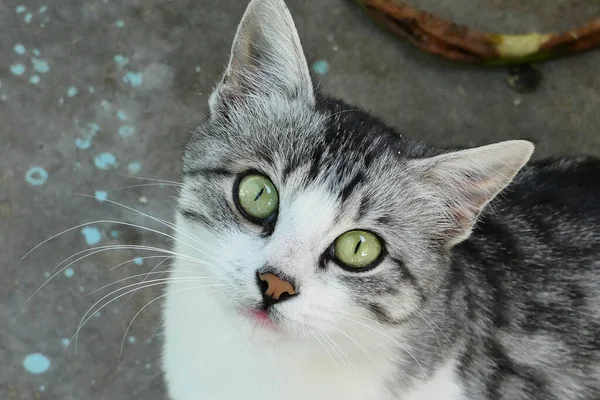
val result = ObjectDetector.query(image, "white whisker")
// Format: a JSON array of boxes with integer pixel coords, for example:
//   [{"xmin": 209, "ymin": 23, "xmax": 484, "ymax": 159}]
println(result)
[
  {"xmin": 93, "ymin": 200, "xmax": 221, "ymax": 256},
  {"xmin": 52, "ymin": 244, "xmax": 211, "ymax": 277},
  {"xmin": 116, "ymin": 174, "xmax": 181, "ymax": 185},
  {"xmin": 83, "ymin": 270, "xmax": 217, "ymax": 299},
  {"xmin": 72, "ymin": 280, "xmax": 228, "ymax": 351},
  {"xmin": 416, "ymin": 307, "xmax": 451, "ymax": 345},
  {"xmin": 124, "ymin": 257, "xmax": 174, "ymax": 302},
  {"xmin": 151, "ymin": 314, "xmax": 167, "ymax": 341},
  {"xmin": 23, "ymin": 218, "xmax": 217, "ymax": 266},
  {"xmin": 318, "ymin": 330, "xmax": 347, "ymax": 367},
  {"xmin": 25, "ymin": 244, "xmax": 216, "ymax": 305},
  {"xmin": 320, "ymin": 329, "xmax": 359, "ymax": 376},
  {"xmin": 323, "ymin": 321, "xmax": 376, "ymax": 365},
  {"xmin": 109, "ymin": 255, "xmax": 171, "ymax": 272},
  {"xmin": 312, "ymin": 331, "xmax": 341, "ymax": 373},
  {"xmin": 118, "ymin": 286, "xmax": 229, "ymax": 361},
  {"xmin": 415, "ymin": 310, "xmax": 442, "ymax": 349},
  {"xmin": 108, "ymin": 183, "xmax": 182, "ymax": 192},
  {"xmin": 331, "ymin": 311, "xmax": 425, "ymax": 376}
]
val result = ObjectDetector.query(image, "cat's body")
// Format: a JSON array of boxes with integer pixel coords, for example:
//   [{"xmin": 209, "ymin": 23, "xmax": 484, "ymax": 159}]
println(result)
[
  {"xmin": 163, "ymin": 1, "xmax": 600, "ymax": 399},
  {"xmin": 451, "ymin": 157, "xmax": 600, "ymax": 399}
]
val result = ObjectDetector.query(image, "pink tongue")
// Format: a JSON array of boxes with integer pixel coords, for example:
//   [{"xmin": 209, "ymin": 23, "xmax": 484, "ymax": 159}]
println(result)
[{"xmin": 251, "ymin": 310, "xmax": 271, "ymax": 323}]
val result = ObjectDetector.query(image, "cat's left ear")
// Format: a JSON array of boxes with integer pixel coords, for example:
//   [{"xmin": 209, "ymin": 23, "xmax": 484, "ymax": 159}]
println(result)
[
  {"xmin": 209, "ymin": 0, "xmax": 314, "ymax": 114},
  {"xmin": 414, "ymin": 140, "xmax": 534, "ymax": 246}
]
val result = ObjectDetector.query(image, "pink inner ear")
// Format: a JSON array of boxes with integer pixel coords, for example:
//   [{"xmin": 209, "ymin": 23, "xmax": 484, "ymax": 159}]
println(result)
[
  {"xmin": 424, "ymin": 143, "xmax": 533, "ymax": 246},
  {"xmin": 428, "ymin": 168, "xmax": 507, "ymax": 244},
  {"xmin": 447, "ymin": 203, "xmax": 480, "ymax": 236}
]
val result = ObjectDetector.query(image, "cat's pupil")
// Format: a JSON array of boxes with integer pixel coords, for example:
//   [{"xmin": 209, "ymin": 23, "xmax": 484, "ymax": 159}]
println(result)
[
  {"xmin": 354, "ymin": 240, "xmax": 362, "ymax": 254},
  {"xmin": 254, "ymin": 187, "xmax": 265, "ymax": 202}
]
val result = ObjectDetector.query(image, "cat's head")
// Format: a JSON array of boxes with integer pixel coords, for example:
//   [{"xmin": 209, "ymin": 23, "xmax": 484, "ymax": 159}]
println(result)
[{"xmin": 176, "ymin": 0, "xmax": 533, "ymax": 341}]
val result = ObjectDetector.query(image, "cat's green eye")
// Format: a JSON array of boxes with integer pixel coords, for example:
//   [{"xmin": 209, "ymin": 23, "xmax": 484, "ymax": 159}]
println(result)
[
  {"xmin": 333, "ymin": 230, "xmax": 382, "ymax": 269},
  {"xmin": 236, "ymin": 174, "xmax": 279, "ymax": 222}
]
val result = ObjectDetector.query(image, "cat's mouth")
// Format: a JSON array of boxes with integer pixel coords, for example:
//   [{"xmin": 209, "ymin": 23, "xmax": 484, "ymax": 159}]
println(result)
[{"xmin": 242, "ymin": 308, "xmax": 280, "ymax": 331}]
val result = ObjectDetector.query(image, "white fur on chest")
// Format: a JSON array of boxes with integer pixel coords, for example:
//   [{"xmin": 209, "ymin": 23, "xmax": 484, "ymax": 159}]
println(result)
[{"xmin": 163, "ymin": 260, "xmax": 465, "ymax": 400}]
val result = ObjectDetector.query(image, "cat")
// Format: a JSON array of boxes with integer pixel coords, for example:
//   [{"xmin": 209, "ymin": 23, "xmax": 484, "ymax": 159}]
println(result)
[{"xmin": 162, "ymin": 0, "xmax": 600, "ymax": 399}]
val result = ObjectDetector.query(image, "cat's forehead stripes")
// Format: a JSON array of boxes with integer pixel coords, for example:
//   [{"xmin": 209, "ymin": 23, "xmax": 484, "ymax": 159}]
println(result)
[{"xmin": 339, "ymin": 172, "xmax": 365, "ymax": 203}]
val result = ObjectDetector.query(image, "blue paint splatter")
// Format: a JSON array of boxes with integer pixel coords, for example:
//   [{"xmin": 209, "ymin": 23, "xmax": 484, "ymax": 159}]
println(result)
[
  {"xmin": 24, "ymin": 12, "xmax": 33, "ymax": 23},
  {"xmin": 75, "ymin": 137, "xmax": 91, "ymax": 149},
  {"xmin": 25, "ymin": 167, "xmax": 48, "ymax": 186},
  {"xmin": 16, "ymin": 6, "xmax": 27, "ymax": 13},
  {"xmin": 311, "ymin": 60, "xmax": 329, "ymax": 75},
  {"xmin": 44, "ymin": 272, "xmax": 50, "ymax": 278},
  {"xmin": 23, "ymin": 353, "xmax": 51, "ymax": 374},
  {"xmin": 64, "ymin": 268, "xmax": 74, "ymax": 278},
  {"xmin": 118, "ymin": 125, "xmax": 135, "ymax": 137},
  {"xmin": 39, "ymin": 385, "xmax": 46, "ymax": 392},
  {"xmin": 32, "ymin": 48, "xmax": 40, "ymax": 56},
  {"xmin": 115, "ymin": 20, "xmax": 125, "ymax": 28},
  {"xmin": 95, "ymin": 190, "xmax": 108, "ymax": 202},
  {"xmin": 88, "ymin": 86, "xmax": 95, "ymax": 94},
  {"xmin": 87, "ymin": 123, "xmax": 100, "ymax": 133},
  {"xmin": 14, "ymin": 44, "xmax": 26, "ymax": 54},
  {"xmin": 110, "ymin": 230, "xmax": 119, "ymax": 238},
  {"xmin": 67, "ymin": 86, "xmax": 78, "ymax": 97},
  {"xmin": 101, "ymin": 100, "xmax": 111, "ymax": 112},
  {"xmin": 116, "ymin": 110, "xmax": 128, "ymax": 121},
  {"xmin": 61, "ymin": 338, "xmax": 70, "ymax": 347},
  {"xmin": 32, "ymin": 58, "xmax": 50, "ymax": 73},
  {"xmin": 30, "ymin": 75, "xmax": 40, "ymax": 84},
  {"xmin": 127, "ymin": 161, "xmax": 141, "ymax": 174},
  {"xmin": 81, "ymin": 226, "xmax": 101, "ymax": 245},
  {"xmin": 10, "ymin": 64, "xmax": 25, "ymax": 76},
  {"xmin": 128, "ymin": 336, "xmax": 136, "ymax": 344},
  {"xmin": 133, "ymin": 257, "xmax": 143, "ymax": 266},
  {"xmin": 75, "ymin": 122, "xmax": 101, "ymax": 150},
  {"xmin": 94, "ymin": 152, "xmax": 117, "ymax": 170},
  {"xmin": 75, "ymin": 137, "xmax": 92, "ymax": 149},
  {"xmin": 123, "ymin": 71, "xmax": 143, "ymax": 87},
  {"xmin": 145, "ymin": 363, "xmax": 152, "ymax": 370},
  {"xmin": 39, "ymin": 6, "xmax": 48, "ymax": 13},
  {"xmin": 114, "ymin": 55, "xmax": 129, "ymax": 68}
]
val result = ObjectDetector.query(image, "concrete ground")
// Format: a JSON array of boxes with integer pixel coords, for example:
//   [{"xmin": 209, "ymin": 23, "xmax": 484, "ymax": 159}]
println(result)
[{"xmin": 1, "ymin": 0, "xmax": 599, "ymax": 399}]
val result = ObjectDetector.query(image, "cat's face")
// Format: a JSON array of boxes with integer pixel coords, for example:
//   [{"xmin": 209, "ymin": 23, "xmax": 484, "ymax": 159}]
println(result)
[
  {"xmin": 178, "ymin": 93, "xmax": 446, "ymax": 339},
  {"xmin": 175, "ymin": 0, "xmax": 533, "ymax": 341}
]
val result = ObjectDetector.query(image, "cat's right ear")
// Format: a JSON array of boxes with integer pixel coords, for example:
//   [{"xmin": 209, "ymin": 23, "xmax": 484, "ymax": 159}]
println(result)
[
  {"xmin": 209, "ymin": 0, "xmax": 314, "ymax": 115},
  {"xmin": 412, "ymin": 140, "xmax": 534, "ymax": 247}
]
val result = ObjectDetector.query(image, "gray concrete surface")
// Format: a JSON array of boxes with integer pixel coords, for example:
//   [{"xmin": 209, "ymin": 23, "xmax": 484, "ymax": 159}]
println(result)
[{"xmin": 1, "ymin": 0, "xmax": 599, "ymax": 399}]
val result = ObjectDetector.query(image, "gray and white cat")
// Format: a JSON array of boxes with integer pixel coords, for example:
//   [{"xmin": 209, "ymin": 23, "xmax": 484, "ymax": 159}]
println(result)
[{"xmin": 163, "ymin": 0, "xmax": 600, "ymax": 399}]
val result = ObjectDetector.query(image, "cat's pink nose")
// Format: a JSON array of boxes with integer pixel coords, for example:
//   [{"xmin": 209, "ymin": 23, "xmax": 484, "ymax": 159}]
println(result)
[{"xmin": 258, "ymin": 272, "xmax": 296, "ymax": 302}]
